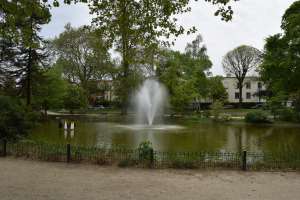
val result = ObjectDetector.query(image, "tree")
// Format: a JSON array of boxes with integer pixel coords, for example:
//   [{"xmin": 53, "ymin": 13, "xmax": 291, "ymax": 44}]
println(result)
[
  {"xmin": 0, "ymin": 76, "xmax": 18, "ymax": 96},
  {"xmin": 62, "ymin": 0, "xmax": 237, "ymax": 114},
  {"xmin": 64, "ymin": 85, "xmax": 87, "ymax": 113},
  {"xmin": 260, "ymin": 1, "xmax": 300, "ymax": 116},
  {"xmin": 208, "ymin": 76, "xmax": 228, "ymax": 103},
  {"xmin": 222, "ymin": 45, "xmax": 261, "ymax": 106},
  {"xmin": 157, "ymin": 34, "xmax": 212, "ymax": 111},
  {"xmin": 0, "ymin": 96, "xmax": 35, "ymax": 141},
  {"xmin": 52, "ymin": 24, "xmax": 111, "ymax": 97},
  {"xmin": 0, "ymin": 0, "xmax": 52, "ymax": 107},
  {"xmin": 33, "ymin": 64, "xmax": 68, "ymax": 116}
]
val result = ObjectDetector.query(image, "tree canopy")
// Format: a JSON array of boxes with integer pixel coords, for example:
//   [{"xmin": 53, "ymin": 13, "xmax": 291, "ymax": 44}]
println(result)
[
  {"xmin": 260, "ymin": 0, "xmax": 300, "ymax": 113},
  {"xmin": 0, "ymin": 0, "xmax": 52, "ymax": 106},
  {"xmin": 157, "ymin": 34, "xmax": 212, "ymax": 111},
  {"xmin": 51, "ymin": 0, "xmax": 238, "ymax": 113},
  {"xmin": 52, "ymin": 24, "xmax": 111, "ymax": 96}
]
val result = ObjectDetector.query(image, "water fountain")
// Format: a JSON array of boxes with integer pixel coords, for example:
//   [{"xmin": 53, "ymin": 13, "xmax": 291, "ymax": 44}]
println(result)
[
  {"xmin": 135, "ymin": 79, "xmax": 167, "ymax": 126},
  {"xmin": 117, "ymin": 79, "xmax": 182, "ymax": 131}
]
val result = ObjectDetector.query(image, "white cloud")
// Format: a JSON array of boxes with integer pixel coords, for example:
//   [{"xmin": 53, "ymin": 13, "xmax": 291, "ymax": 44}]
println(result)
[
  {"xmin": 41, "ymin": 0, "xmax": 297, "ymax": 75},
  {"xmin": 41, "ymin": 2, "xmax": 91, "ymax": 38}
]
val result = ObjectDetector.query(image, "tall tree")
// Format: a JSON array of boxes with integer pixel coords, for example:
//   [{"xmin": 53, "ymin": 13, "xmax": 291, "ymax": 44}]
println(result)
[
  {"xmin": 61, "ymin": 0, "xmax": 237, "ymax": 114},
  {"xmin": 157, "ymin": 34, "xmax": 212, "ymax": 111},
  {"xmin": 0, "ymin": 0, "xmax": 52, "ymax": 106},
  {"xmin": 260, "ymin": 1, "xmax": 300, "ymax": 113},
  {"xmin": 222, "ymin": 45, "xmax": 261, "ymax": 106},
  {"xmin": 33, "ymin": 64, "xmax": 68, "ymax": 116},
  {"xmin": 52, "ymin": 24, "xmax": 111, "ymax": 97}
]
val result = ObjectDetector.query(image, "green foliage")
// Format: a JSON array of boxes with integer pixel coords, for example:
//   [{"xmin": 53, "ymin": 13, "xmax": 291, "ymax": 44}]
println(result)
[
  {"xmin": 208, "ymin": 76, "xmax": 228, "ymax": 102},
  {"xmin": 0, "ymin": 96, "xmax": 37, "ymax": 141},
  {"xmin": 218, "ymin": 114, "xmax": 232, "ymax": 122},
  {"xmin": 74, "ymin": 0, "xmax": 236, "ymax": 112},
  {"xmin": 63, "ymin": 85, "xmax": 88, "ymax": 113},
  {"xmin": 0, "ymin": 0, "xmax": 52, "ymax": 106},
  {"xmin": 260, "ymin": 1, "xmax": 300, "ymax": 119},
  {"xmin": 157, "ymin": 35, "xmax": 212, "ymax": 111},
  {"xmin": 266, "ymin": 93, "xmax": 288, "ymax": 119},
  {"xmin": 137, "ymin": 141, "xmax": 154, "ymax": 161},
  {"xmin": 245, "ymin": 110, "xmax": 271, "ymax": 124},
  {"xmin": 33, "ymin": 65, "xmax": 68, "ymax": 114},
  {"xmin": 52, "ymin": 24, "xmax": 111, "ymax": 97},
  {"xmin": 0, "ymin": 77, "xmax": 17, "ymax": 96},
  {"xmin": 210, "ymin": 100, "xmax": 225, "ymax": 121},
  {"xmin": 277, "ymin": 108, "xmax": 297, "ymax": 122}
]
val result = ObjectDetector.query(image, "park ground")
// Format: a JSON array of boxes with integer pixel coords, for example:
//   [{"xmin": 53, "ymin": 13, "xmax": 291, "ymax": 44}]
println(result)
[{"xmin": 0, "ymin": 158, "xmax": 299, "ymax": 200}]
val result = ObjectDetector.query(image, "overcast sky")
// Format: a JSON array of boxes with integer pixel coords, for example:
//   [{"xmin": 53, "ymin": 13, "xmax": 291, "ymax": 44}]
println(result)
[{"xmin": 41, "ymin": 0, "xmax": 297, "ymax": 75}]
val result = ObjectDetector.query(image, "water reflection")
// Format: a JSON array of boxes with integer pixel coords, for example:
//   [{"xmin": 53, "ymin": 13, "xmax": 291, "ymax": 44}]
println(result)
[{"xmin": 29, "ymin": 120, "xmax": 300, "ymax": 153}]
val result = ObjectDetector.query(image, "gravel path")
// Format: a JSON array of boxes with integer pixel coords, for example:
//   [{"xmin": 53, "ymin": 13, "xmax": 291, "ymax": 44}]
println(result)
[{"xmin": 0, "ymin": 158, "xmax": 299, "ymax": 200}]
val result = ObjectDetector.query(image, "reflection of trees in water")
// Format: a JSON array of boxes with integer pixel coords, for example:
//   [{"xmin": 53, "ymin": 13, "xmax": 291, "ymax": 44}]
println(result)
[
  {"xmin": 148, "ymin": 123, "xmax": 228, "ymax": 152},
  {"xmin": 262, "ymin": 127, "xmax": 300, "ymax": 154},
  {"xmin": 224, "ymin": 125, "xmax": 275, "ymax": 153},
  {"xmin": 31, "ymin": 121, "xmax": 300, "ymax": 155},
  {"xmin": 30, "ymin": 122, "xmax": 67, "ymax": 145}
]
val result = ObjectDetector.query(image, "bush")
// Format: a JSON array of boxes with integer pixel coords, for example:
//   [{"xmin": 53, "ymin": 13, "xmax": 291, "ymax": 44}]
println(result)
[
  {"xmin": 277, "ymin": 108, "xmax": 297, "ymax": 122},
  {"xmin": 138, "ymin": 141, "xmax": 154, "ymax": 161},
  {"xmin": 210, "ymin": 100, "xmax": 224, "ymax": 121},
  {"xmin": 218, "ymin": 113, "xmax": 232, "ymax": 122},
  {"xmin": 245, "ymin": 110, "xmax": 271, "ymax": 123},
  {"xmin": 0, "ymin": 96, "xmax": 36, "ymax": 141}
]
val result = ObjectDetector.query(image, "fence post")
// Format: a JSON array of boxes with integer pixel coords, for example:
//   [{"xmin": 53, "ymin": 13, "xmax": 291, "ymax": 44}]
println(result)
[
  {"xmin": 3, "ymin": 139, "xmax": 7, "ymax": 157},
  {"xmin": 67, "ymin": 144, "xmax": 71, "ymax": 163},
  {"xmin": 150, "ymin": 149, "xmax": 154, "ymax": 167},
  {"xmin": 242, "ymin": 150, "xmax": 247, "ymax": 171}
]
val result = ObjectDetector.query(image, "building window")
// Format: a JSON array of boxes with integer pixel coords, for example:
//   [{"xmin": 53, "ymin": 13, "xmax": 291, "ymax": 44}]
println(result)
[
  {"xmin": 245, "ymin": 82, "xmax": 251, "ymax": 89},
  {"xmin": 235, "ymin": 92, "xmax": 240, "ymax": 99},
  {"xmin": 246, "ymin": 92, "xmax": 251, "ymax": 99},
  {"xmin": 258, "ymin": 82, "xmax": 262, "ymax": 89}
]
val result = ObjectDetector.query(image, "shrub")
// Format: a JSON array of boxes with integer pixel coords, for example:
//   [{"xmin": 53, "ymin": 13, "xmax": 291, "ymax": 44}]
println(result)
[
  {"xmin": 218, "ymin": 113, "xmax": 232, "ymax": 122},
  {"xmin": 245, "ymin": 110, "xmax": 271, "ymax": 123},
  {"xmin": 210, "ymin": 100, "xmax": 224, "ymax": 121},
  {"xmin": 277, "ymin": 108, "xmax": 297, "ymax": 122},
  {"xmin": 0, "ymin": 96, "xmax": 36, "ymax": 141},
  {"xmin": 137, "ymin": 141, "xmax": 154, "ymax": 161}
]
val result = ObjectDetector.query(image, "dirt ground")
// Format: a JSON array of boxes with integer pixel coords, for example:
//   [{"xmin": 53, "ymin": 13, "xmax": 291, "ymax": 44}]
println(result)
[{"xmin": 0, "ymin": 158, "xmax": 299, "ymax": 200}]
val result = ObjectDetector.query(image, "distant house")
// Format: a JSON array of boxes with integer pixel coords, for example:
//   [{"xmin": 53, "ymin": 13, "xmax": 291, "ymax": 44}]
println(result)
[
  {"xmin": 89, "ymin": 80, "xmax": 116, "ymax": 106},
  {"xmin": 222, "ymin": 76, "xmax": 266, "ymax": 104}
]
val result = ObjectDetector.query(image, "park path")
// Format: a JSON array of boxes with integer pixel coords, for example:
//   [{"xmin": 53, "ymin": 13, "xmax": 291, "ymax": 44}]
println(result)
[{"xmin": 0, "ymin": 158, "xmax": 300, "ymax": 200}]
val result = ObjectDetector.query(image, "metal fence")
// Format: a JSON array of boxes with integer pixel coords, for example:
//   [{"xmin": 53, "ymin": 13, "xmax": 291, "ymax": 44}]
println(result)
[{"xmin": 1, "ymin": 140, "xmax": 300, "ymax": 171}]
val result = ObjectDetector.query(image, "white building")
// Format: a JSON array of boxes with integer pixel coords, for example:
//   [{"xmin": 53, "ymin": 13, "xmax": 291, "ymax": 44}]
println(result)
[{"xmin": 222, "ymin": 76, "xmax": 266, "ymax": 104}]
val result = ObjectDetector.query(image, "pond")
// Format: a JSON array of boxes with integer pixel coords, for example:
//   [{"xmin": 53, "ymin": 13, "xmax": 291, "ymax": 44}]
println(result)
[{"xmin": 29, "ymin": 117, "xmax": 300, "ymax": 153}]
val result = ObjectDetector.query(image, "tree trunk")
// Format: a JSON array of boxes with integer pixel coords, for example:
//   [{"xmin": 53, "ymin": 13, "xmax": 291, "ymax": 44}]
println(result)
[
  {"xmin": 239, "ymin": 82, "xmax": 243, "ymax": 108},
  {"xmin": 120, "ymin": 0, "xmax": 129, "ymax": 115},
  {"xmin": 26, "ymin": 16, "xmax": 34, "ymax": 107},
  {"xmin": 44, "ymin": 108, "xmax": 48, "ymax": 119},
  {"xmin": 121, "ymin": 58, "xmax": 129, "ymax": 115},
  {"xmin": 26, "ymin": 48, "xmax": 32, "ymax": 107}
]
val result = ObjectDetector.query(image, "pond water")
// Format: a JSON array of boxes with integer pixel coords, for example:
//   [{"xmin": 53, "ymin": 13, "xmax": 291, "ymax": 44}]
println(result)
[{"xmin": 29, "ymin": 117, "xmax": 300, "ymax": 153}]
